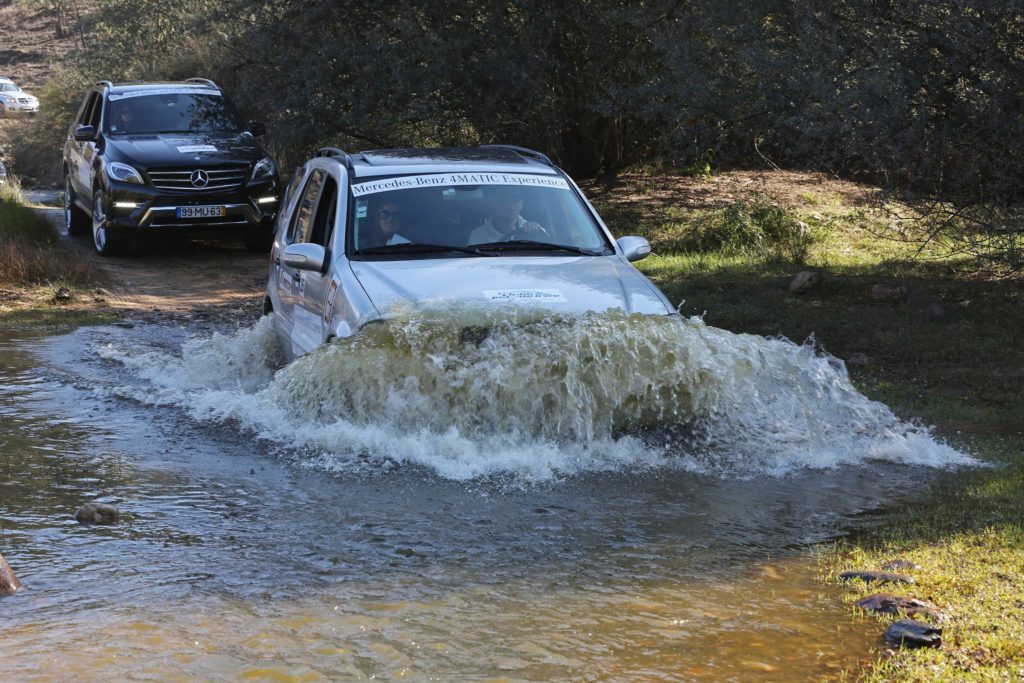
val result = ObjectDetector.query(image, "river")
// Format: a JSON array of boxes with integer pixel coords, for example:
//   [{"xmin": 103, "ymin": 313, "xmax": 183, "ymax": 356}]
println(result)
[{"xmin": 0, "ymin": 312, "xmax": 972, "ymax": 681}]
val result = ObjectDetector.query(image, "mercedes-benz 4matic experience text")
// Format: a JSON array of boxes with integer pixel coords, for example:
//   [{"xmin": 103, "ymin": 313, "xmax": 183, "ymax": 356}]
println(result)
[
  {"xmin": 265, "ymin": 146, "xmax": 673, "ymax": 359},
  {"xmin": 63, "ymin": 78, "xmax": 280, "ymax": 255}
]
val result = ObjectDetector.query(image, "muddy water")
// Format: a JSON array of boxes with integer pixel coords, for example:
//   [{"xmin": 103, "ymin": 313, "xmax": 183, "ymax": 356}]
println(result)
[{"xmin": 0, "ymin": 320, "xmax": 966, "ymax": 681}]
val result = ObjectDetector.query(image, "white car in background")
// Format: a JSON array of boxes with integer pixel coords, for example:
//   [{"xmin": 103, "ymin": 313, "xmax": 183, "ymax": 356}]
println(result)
[
  {"xmin": 0, "ymin": 77, "xmax": 40, "ymax": 115},
  {"xmin": 265, "ymin": 145, "xmax": 672, "ymax": 359}
]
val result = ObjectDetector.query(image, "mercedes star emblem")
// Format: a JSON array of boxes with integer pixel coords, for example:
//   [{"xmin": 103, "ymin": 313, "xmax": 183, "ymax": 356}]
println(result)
[{"xmin": 190, "ymin": 169, "xmax": 210, "ymax": 188}]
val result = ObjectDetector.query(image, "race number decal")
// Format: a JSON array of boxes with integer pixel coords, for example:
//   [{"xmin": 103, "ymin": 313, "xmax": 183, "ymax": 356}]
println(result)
[{"xmin": 324, "ymin": 280, "xmax": 339, "ymax": 323}]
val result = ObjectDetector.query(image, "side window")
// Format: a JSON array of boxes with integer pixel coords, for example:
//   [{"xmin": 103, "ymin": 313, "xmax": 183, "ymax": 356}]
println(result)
[
  {"xmin": 307, "ymin": 177, "xmax": 338, "ymax": 247},
  {"xmin": 86, "ymin": 93, "xmax": 103, "ymax": 129},
  {"xmin": 286, "ymin": 169, "xmax": 326, "ymax": 244},
  {"xmin": 274, "ymin": 167, "xmax": 306, "ymax": 236},
  {"xmin": 77, "ymin": 92, "xmax": 99, "ymax": 127}
]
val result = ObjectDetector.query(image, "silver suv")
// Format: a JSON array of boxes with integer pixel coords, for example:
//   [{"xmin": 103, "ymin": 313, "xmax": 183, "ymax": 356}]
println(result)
[
  {"xmin": 0, "ymin": 77, "xmax": 39, "ymax": 115},
  {"xmin": 265, "ymin": 146, "xmax": 672, "ymax": 359}
]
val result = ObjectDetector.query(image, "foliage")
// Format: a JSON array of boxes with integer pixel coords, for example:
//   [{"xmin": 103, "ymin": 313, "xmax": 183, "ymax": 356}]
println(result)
[
  {"xmin": 686, "ymin": 199, "xmax": 816, "ymax": 263},
  {"xmin": 17, "ymin": 0, "xmax": 1024, "ymax": 271}
]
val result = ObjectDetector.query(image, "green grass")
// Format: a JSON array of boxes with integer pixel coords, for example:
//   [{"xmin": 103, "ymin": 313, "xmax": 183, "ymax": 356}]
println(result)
[
  {"xmin": 0, "ymin": 306, "xmax": 119, "ymax": 331},
  {"xmin": 821, "ymin": 437, "xmax": 1024, "ymax": 682},
  {"xmin": 588, "ymin": 170, "xmax": 1024, "ymax": 681}
]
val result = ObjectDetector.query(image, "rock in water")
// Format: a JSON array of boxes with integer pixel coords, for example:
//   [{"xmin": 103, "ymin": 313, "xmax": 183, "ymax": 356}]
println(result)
[
  {"xmin": 0, "ymin": 552, "xmax": 22, "ymax": 595},
  {"xmin": 789, "ymin": 271, "xmax": 823, "ymax": 294},
  {"xmin": 884, "ymin": 618, "xmax": 942, "ymax": 648},
  {"xmin": 76, "ymin": 503, "xmax": 120, "ymax": 525},
  {"xmin": 839, "ymin": 570, "xmax": 914, "ymax": 585},
  {"xmin": 855, "ymin": 594, "xmax": 947, "ymax": 622}
]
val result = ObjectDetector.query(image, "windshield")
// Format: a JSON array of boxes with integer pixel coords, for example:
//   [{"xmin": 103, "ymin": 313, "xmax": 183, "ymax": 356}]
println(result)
[
  {"xmin": 104, "ymin": 90, "xmax": 242, "ymax": 135},
  {"xmin": 0, "ymin": 83, "xmax": 19, "ymax": 92},
  {"xmin": 349, "ymin": 174, "xmax": 612, "ymax": 257}
]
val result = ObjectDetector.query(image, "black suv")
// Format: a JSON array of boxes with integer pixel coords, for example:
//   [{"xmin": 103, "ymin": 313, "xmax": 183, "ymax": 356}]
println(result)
[{"xmin": 63, "ymin": 78, "xmax": 280, "ymax": 255}]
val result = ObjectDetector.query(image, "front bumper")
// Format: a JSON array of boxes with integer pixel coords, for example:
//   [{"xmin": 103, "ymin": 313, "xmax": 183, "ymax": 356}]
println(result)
[
  {"xmin": 107, "ymin": 177, "xmax": 280, "ymax": 232},
  {"xmin": 1, "ymin": 100, "xmax": 39, "ymax": 113}
]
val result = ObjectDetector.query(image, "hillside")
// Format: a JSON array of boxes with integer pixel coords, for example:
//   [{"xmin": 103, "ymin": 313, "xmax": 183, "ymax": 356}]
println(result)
[
  {"xmin": 0, "ymin": 1, "xmax": 79, "ymax": 90},
  {"xmin": 0, "ymin": 0, "xmax": 82, "ymax": 178}
]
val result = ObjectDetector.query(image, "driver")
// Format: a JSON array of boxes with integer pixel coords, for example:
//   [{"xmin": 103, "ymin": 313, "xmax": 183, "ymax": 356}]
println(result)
[
  {"xmin": 116, "ymin": 105, "xmax": 135, "ymax": 133},
  {"xmin": 468, "ymin": 185, "xmax": 546, "ymax": 244}
]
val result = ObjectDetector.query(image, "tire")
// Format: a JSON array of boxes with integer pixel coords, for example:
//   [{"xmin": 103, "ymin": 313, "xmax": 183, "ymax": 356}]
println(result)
[
  {"xmin": 91, "ymin": 188, "xmax": 128, "ymax": 256},
  {"xmin": 243, "ymin": 227, "xmax": 274, "ymax": 253},
  {"xmin": 64, "ymin": 175, "xmax": 90, "ymax": 236},
  {"xmin": 0, "ymin": 103, "xmax": 6, "ymax": 117}
]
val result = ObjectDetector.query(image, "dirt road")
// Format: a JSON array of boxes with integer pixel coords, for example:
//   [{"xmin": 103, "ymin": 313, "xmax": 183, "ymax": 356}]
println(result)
[{"xmin": 37, "ymin": 202, "xmax": 269, "ymax": 320}]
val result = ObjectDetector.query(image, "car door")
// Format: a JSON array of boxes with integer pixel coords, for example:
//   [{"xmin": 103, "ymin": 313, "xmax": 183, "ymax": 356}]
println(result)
[
  {"xmin": 276, "ymin": 167, "xmax": 327, "ymax": 353},
  {"xmin": 290, "ymin": 170, "xmax": 340, "ymax": 356},
  {"xmin": 67, "ymin": 91, "xmax": 98, "ymax": 199},
  {"xmin": 76, "ymin": 92, "xmax": 103, "ymax": 198}
]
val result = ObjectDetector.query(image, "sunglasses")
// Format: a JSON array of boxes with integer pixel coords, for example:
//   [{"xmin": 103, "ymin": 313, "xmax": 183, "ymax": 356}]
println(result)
[{"xmin": 378, "ymin": 208, "xmax": 402, "ymax": 219}]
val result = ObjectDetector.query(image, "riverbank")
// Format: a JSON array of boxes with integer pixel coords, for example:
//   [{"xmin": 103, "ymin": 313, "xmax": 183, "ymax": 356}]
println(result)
[
  {"xmin": 2, "ymin": 169, "xmax": 1022, "ymax": 679},
  {"xmin": 584, "ymin": 169, "xmax": 1023, "ymax": 681},
  {"xmin": 0, "ymin": 183, "xmax": 266, "ymax": 329}
]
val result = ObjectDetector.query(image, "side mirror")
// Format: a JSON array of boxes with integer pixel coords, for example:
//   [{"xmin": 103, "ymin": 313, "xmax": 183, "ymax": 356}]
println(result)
[
  {"xmin": 616, "ymin": 236, "xmax": 652, "ymax": 262},
  {"xmin": 73, "ymin": 125, "xmax": 97, "ymax": 142},
  {"xmin": 248, "ymin": 121, "xmax": 267, "ymax": 137},
  {"xmin": 282, "ymin": 243, "xmax": 326, "ymax": 273}
]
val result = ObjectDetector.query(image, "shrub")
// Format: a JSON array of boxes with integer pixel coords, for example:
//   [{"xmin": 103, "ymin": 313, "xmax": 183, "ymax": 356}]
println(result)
[{"xmin": 687, "ymin": 198, "xmax": 816, "ymax": 263}]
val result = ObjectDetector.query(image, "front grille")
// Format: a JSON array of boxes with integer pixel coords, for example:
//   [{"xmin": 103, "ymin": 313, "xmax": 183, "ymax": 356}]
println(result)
[{"xmin": 148, "ymin": 163, "xmax": 249, "ymax": 192}]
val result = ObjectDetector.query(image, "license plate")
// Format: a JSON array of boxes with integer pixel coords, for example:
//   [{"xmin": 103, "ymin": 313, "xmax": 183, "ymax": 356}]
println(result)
[{"xmin": 176, "ymin": 205, "xmax": 226, "ymax": 219}]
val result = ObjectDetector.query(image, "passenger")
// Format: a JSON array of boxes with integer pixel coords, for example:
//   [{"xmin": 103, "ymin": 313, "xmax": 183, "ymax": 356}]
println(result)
[
  {"xmin": 361, "ymin": 198, "xmax": 412, "ymax": 249},
  {"xmin": 468, "ymin": 186, "xmax": 547, "ymax": 244}
]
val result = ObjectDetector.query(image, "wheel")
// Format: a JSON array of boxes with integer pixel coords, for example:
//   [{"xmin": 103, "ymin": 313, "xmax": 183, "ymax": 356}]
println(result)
[
  {"xmin": 64, "ymin": 175, "xmax": 90, "ymax": 235},
  {"xmin": 0, "ymin": 103, "xmax": 6, "ymax": 117},
  {"xmin": 243, "ymin": 227, "xmax": 274, "ymax": 252},
  {"xmin": 91, "ymin": 188, "xmax": 128, "ymax": 256}
]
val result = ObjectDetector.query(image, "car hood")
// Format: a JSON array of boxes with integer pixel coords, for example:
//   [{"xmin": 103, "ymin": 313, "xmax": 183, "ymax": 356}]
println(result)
[
  {"xmin": 105, "ymin": 133, "xmax": 263, "ymax": 166},
  {"xmin": 349, "ymin": 256, "xmax": 673, "ymax": 316}
]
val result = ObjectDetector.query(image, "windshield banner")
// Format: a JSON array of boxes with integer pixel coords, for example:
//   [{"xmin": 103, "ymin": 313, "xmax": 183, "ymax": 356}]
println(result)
[
  {"xmin": 108, "ymin": 87, "xmax": 222, "ymax": 101},
  {"xmin": 351, "ymin": 173, "xmax": 571, "ymax": 197}
]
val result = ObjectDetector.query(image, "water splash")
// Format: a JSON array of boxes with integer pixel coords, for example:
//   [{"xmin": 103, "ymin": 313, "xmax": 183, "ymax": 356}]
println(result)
[{"xmin": 96, "ymin": 308, "xmax": 973, "ymax": 481}]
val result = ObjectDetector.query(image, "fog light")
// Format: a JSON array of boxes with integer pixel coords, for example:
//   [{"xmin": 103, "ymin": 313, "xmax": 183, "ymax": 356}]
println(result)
[
  {"xmin": 257, "ymin": 196, "xmax": 278, "ymax": 204},
  {"xmin": 114, "ymin": 201, "xmax": 140, "ymax": 209}
]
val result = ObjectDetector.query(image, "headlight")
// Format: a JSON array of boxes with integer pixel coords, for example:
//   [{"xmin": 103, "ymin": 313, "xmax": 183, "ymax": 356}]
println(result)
[
  {"xmin": 251, "ymin": 156, "xmax": 276, "ymax": 181},
  {"xmin": 106, "ymin": 162, "xmax": 144, "ymax": 185}
]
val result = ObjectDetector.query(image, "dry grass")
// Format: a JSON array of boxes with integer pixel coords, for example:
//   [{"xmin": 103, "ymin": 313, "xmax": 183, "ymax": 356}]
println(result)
[{"xmin": 0, "ymin": 180, "xmax": 96, "ymax": 285}]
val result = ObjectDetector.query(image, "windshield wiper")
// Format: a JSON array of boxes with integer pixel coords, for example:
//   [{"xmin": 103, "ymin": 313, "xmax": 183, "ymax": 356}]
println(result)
[
  {"xmin": 355, "ymin": 242, "xmax": 494, "ymax": 256},
  {"xmin": 472, "ymin": 240, "xmax": 608, "ymax": 256}
]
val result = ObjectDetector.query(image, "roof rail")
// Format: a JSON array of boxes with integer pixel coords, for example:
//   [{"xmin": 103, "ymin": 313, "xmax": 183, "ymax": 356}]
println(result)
[
  {"xmin": 316, "ymin": 146, "xmax": 355, "ymax": 171},
  {"xmin": 185, "ymin": 77, "xmax": 218, "ymax": 88},
  {"xmin": 479, "ymin": 144, "xmax": 553, "ymax": 167},
  {"xmin": 95, "ymin": 80, "xmax": 114, "ymax": 90}
]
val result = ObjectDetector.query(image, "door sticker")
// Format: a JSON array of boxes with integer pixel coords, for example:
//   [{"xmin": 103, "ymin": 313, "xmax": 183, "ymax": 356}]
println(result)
[{"xmin": 324, "ymin": 280, "xmax": 339, "ymax": 323}]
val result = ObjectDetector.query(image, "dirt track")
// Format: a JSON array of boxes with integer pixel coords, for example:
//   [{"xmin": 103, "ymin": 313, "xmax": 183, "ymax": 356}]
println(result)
[{"xmin": 38, "ymin": 204, "xmax": 269, "ymax": 319}]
